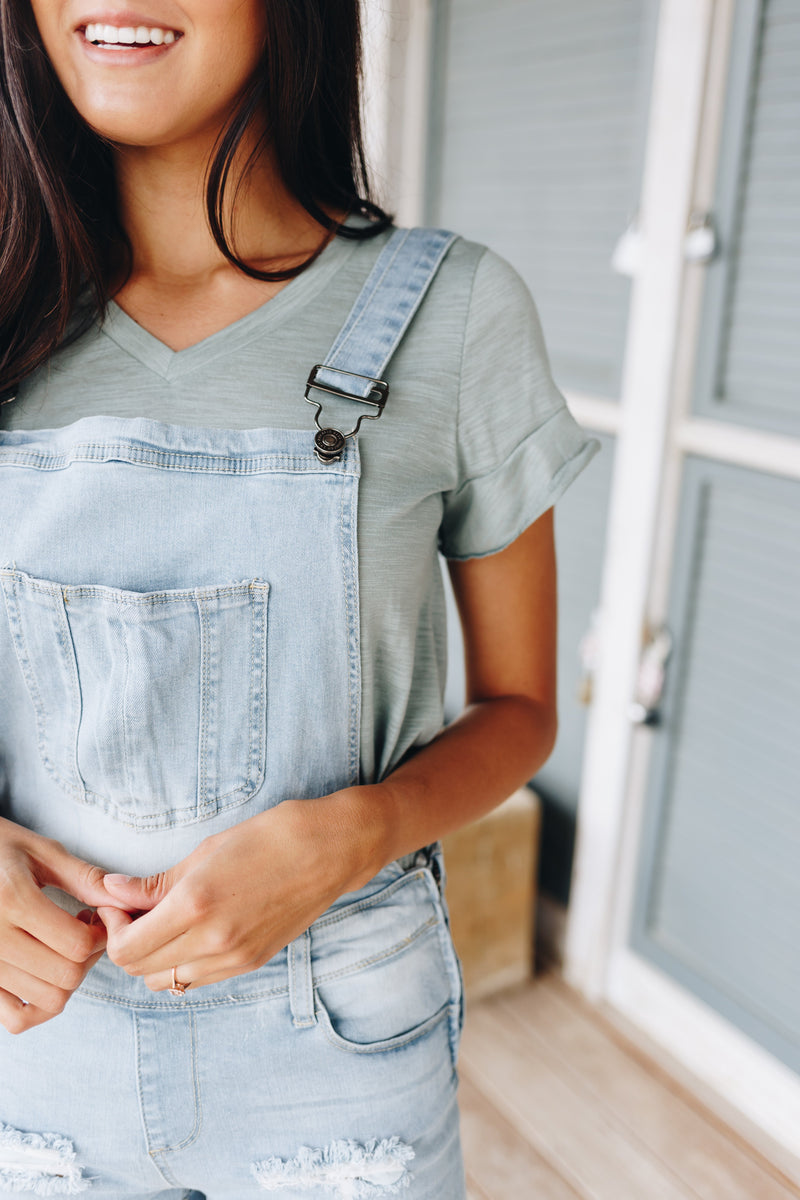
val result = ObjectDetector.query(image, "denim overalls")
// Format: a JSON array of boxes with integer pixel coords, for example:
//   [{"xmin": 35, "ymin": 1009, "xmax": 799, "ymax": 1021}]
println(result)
[{"xmin": 0, "ymin": 229, "xmax": 467, "ymax": 1199}]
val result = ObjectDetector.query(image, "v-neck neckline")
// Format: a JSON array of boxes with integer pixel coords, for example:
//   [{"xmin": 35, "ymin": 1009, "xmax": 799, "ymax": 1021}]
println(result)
[{"xmin": 99, "ymin": 225, "xmax": 368, "ymax": 382}]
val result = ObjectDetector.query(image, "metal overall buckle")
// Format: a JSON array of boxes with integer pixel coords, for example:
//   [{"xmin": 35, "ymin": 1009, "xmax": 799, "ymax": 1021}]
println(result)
[{"xmin": 305, "ymin": 365, "xmax": 389, "ymax": 463}]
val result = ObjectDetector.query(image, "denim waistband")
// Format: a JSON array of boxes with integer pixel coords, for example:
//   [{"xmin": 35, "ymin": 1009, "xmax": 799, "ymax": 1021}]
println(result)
[{"xmin": 76, "ymin": 846, "xmax": 444, "ymax": 1010}]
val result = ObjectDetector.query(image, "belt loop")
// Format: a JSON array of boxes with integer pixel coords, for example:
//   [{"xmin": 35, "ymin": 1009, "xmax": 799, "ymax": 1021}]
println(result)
[{"xmin": 288, "ymin": 929, "xmax": 316, "ymax": 1028}]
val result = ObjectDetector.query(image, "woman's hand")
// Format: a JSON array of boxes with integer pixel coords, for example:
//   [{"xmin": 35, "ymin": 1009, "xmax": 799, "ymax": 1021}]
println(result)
[
  {"xmin": 99, "ymin": 791, "xmax": 377, "ymax": 993},
  {"xmin": 99, "ymin": 511, "xmax": 562, "ymax": 995},
  {"xmin": 0, "ymin": 817, "xmax": 110, "ymax": 1034}
]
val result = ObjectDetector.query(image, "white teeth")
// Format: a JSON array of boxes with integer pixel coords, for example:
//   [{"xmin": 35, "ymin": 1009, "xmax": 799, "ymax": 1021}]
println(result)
[{"xmin": 83, "ymin": 21, "xmax": 179, "ymax": 46}]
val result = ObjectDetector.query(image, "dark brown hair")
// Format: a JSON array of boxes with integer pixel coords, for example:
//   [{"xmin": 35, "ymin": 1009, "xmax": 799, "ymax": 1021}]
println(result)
[{"xmin": 0, "ymin": 0, "xmax": 392, "ymax": 399}]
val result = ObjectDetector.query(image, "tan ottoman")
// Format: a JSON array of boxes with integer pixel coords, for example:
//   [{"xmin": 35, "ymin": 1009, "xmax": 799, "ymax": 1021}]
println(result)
[{"xmin": 441, "ymin": 785, "xmax": 542, "ymax": 1000}]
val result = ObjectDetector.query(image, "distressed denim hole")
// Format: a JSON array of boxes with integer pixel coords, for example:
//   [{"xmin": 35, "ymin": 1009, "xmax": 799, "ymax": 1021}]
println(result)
[
  {"xmin": 0, "ymin": 1122, "xmax": 90, "ymax": 1194},
  {"xmin": 251, "ymin": 1137, "xmax": 414, "ymax": 1197}
]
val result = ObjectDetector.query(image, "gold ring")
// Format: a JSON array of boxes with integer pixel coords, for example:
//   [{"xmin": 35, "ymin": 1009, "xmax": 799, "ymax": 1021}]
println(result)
[{"xmin": 168, "ymin": 966, "xmax": 188, "ymax": 997}]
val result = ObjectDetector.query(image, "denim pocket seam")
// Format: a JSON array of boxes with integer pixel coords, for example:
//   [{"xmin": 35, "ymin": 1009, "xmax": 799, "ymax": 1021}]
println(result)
[
  {"xmin": 311, "ymin": 868, "xmax": 429, "ymax": 933},
  {"xmin": 2, "ymin": 572, "xmax": 83, "ymax": 797},
  {"xmin": 3, "ymin": 568, "xmax": 270, "ymax": 830},
  {"xmin": 315, "ymin": 993, "xmax": 451, "ymax": 1056},
  {"xmin": 312, "ymin": 914, "xmax": 440, "ymax": 987}
]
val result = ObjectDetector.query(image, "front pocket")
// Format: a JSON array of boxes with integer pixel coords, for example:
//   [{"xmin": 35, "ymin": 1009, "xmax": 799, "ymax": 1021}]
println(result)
[
  {"xmin": 312, "ymin": 868, "xmax": 464, "ymax": 1067},
  {"xmin": 1, "ymin": 568, "xmax": 269, "ymax": 829},
  {"xmin": 315, "ymin": 924, "xmax": 454, "ymax": 1054}
]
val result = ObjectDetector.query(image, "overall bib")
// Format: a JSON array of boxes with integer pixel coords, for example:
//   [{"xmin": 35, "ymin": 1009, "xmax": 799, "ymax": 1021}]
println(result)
[{"xmin": 0, "ymin": 230, "xmax": 467, "ymax": 1199}]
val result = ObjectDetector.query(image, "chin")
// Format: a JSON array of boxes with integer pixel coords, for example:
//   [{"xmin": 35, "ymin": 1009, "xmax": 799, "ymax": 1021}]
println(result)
[{"xmin": 80, "ymin": 110, "xmax": 182, "ymax": 147}]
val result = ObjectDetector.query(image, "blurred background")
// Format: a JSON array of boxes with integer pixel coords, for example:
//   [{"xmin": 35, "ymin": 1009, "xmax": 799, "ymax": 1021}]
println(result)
[{"xmin": 359, "ymin": 0, "xmax": 800, "ymax": 1193}]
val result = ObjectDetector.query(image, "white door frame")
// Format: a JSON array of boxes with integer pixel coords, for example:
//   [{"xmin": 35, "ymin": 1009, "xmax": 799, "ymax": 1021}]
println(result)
[
  {"xmin": 378, "ymin": 0, "xmax": 800, "ymax": 1169},
  {"xmin": 562, "ymin": 0, "xmax": 800, "ymax": 1166}
]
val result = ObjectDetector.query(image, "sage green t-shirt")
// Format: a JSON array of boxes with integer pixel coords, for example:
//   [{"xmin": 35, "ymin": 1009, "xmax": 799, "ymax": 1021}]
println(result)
[{"xmin": 3, "ymin": 223, "xmax": 601, "ymax": 783}]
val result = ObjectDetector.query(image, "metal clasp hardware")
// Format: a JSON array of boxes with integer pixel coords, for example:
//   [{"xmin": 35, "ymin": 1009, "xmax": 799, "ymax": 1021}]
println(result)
[{"xmin": 305, "ymin": 364, "xmax": 389, "ymax": 463}]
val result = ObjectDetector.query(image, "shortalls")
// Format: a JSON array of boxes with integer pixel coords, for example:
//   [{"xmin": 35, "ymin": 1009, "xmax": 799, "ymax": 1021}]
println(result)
[{"xmin": 0, "ymin": 229, "xmax": 467, "ymax": 1199}]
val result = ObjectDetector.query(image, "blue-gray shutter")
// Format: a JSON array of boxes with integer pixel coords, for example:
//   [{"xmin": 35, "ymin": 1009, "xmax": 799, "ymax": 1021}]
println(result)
[
  {"xmin": 692, "ymin": 0, "xmax": 800, "ymax": 435},
  {"xmin": 630, "ymin": 457, "xmax": 800, "ymax": 1074},
  {"xmin": 427, "ymin": 0, "xmax": 658, "ymax": 398}
]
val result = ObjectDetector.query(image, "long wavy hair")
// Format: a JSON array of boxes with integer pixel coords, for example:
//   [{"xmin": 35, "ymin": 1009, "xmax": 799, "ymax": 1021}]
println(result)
[{"xmin": 0, "ymin": 0, "xmax": 392, "ymax": 399}]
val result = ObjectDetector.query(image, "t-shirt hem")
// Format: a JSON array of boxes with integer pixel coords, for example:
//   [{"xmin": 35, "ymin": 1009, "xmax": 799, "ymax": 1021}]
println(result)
[{"xmin": 439, "ymin": 418, "xmax": 601, "ymax": 561}]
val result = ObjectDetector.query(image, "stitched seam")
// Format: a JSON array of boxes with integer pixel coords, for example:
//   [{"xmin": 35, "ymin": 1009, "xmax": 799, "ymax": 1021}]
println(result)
[
  {"xmin": 5, "ymin": 572, "xmax": 269, "ymax": 829},
  {"xmin": 134, "ymin": 1013, "xmax": 157, "ymax": 1159},
  {"xmin": 197, "ymin": 593, "xmax": 209, "ymax": 812},
  {"xmin": 4, "ymin": 577, "xmax": 79, "ymax": 793},
  {"xmin": 0, "ymin": 443, "xmax": 355, "ymax": 475},
  {"xmin": 78, "ymin": 983, "xmax": 289, "ymax": 1007},
  {"xmin": 148, "ymin": 1011, "xmax": 203, "ymax": 1154},
  {"xmin": 8, "ymin": 579, "xmax": 257, "ymax": 603},
  {"xmin": 312, "ymin": 870, "xmax": 427, "ymax": 929},
  {"xmin": 120, "ymin": 599, "xmax": 132, "ymax": 807},
  {"xmin": 327, "ymin": 232, "xmax": 409, "ymax": 365},
  {"xmin": 313, "ymin": 914, "xmax": 439, "ymax": 984},
  {"xmin": 347, "ymin": 472, "xmax": 360, "ymax": 784},
  {"xmin": 74, "ymin": 782, "xmax": 254, "ymax": 829},
  {"xmin": 246, "ymin": 584, "xmax": 265, "ymax": 794},
  {"xmin": 319, "ymin": 1000, "xmax": 449, "ymax": 1055},
  {"xmin": 57, "ymin": 586, "xmax": 87, "ymax": 800}
]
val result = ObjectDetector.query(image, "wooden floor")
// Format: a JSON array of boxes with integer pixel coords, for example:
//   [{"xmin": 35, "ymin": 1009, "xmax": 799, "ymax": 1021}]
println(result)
[{"xmin": 459, "ymin": 962, "xmax": 800, "ymax": 1200}]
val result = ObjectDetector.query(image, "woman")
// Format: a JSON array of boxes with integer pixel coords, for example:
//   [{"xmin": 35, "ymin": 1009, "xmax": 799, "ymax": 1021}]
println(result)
[{"xmin": 0, "ymin": 0, "xmax": 600, "ymax": 1195}]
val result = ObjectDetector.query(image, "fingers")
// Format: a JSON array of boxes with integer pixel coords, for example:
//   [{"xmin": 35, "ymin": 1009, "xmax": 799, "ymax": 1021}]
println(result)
[
  {"xmin": 106, "ymin": 922, "xmax": 209, "ymax": 976},
  {"xmin": 0, "ymin": 942, "xmax": 103, "ymax": 1036},
  {"xmin": 99, "ymin": 906, "xmax": 251, "ymax": 994},
  {"xmin": 13, "ymin": 881, "xmax": 105, "ymax": 964},
  {"xmin": 0, "ymin": 825, "xmax": 110, "ymax": 1034},
  {"xmin": 0, "ymin": 926, "xmax": 98, "ymax": 991},
  {"xmin": 102, "ymin": 872, "xmax": 170, "ymax": 911},
  {"xmin": 96, "ymin": 901, "xmax": 267, "ymax": 991},
  {"xmin": 34, "ymin": 837, "xmax": 111, "ymax": 909},
  {"xmin": 0, "ymin": 989, "xmax": 57, "ymax": 1035},
  {"xmin": 102, "ymin": 887, "xmax": 194, "ymax": 966},
  {"xmin": 0, "ymin": 847, "xmax": 108, "ymax": 965},
  {"xmin": 95, "ymin": 905, "xmax": 135, "ymax": 942},
  {"xmin": 142, "ymin": 953, "xmax": 263, "ymax": 994},
  {"xmin": 0, "ymin": 961, "xmax": 72, "ymax": 1015}
]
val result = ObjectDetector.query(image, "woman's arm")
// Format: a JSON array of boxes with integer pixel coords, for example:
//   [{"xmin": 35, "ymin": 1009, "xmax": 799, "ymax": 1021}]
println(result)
[
  {"xmin": 357, "ymin": 504, "xmax": 558, "ymax": 871},
  {"xmin": 100, "ymin": 508, "xmax": 560, "ymax": 990}
]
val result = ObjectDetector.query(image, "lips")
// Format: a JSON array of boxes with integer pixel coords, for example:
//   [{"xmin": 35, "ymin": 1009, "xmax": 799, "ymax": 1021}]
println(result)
[
  {"xmin": 74, "ymin": 10, "xmax": 183, "ymax": 35},
  {"xmin": 73, "ymin": 12, "xmax": 184, "ymax": 63}
]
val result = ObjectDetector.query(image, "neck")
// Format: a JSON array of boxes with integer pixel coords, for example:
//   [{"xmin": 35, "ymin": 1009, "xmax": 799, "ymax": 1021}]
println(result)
[{"xmin": 112, "ymin": 124, "xmax": 333, "ymax": 290}]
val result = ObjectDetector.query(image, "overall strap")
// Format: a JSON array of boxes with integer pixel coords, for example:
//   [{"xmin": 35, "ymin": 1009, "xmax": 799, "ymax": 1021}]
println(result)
[{"xmin": 305, "ymin": 226, "xmax": 457, "ymax": 462}]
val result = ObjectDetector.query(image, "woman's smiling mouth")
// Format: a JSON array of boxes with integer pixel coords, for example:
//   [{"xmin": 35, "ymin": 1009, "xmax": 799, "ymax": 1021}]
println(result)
[{"xmin": 75, "ymin": 14, "xmax": 184, "ymax": 61}]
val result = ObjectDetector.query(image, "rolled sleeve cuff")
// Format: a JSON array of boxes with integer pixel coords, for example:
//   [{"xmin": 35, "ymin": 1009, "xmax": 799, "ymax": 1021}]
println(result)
[{"xmin": 438, "ymin": 405, "xmax": 602, "ymax": 560}]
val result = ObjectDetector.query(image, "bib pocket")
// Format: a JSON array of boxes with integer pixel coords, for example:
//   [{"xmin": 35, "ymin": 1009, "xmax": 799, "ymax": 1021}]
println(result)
[{"xmin": 1, "ymin": 568, "xmax": 269, "ymax": 829}]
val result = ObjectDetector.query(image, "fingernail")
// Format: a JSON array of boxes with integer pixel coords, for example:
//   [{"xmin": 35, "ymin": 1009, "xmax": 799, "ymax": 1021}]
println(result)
[{"xmin": 104, "ymin": 874, "xmax": 133, "ymax": 886}]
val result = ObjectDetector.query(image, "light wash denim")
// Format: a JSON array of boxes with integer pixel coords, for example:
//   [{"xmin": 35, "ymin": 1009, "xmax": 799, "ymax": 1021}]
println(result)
[
  {"xmin": 4, "ymin": 223, "xmax": 603, "ymax": 786},
  {"xmin": 0, "ymin": 855, "xmax": 464, "ymax": 1198},
  {"xmin": 0, "ymin": 230, "xmax": 467, "ymax": 1197}
]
